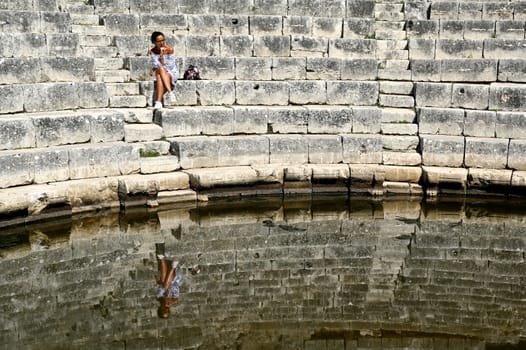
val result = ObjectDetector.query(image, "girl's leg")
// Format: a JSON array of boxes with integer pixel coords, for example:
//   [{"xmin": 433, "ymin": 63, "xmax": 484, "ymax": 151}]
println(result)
[
  {"xmin": 155, "ymin": 73, "xmax": 165, "ymax": 102},
  {"xmin": 158, "ymin": 67, "xmax": 173, "ymax": 93}
]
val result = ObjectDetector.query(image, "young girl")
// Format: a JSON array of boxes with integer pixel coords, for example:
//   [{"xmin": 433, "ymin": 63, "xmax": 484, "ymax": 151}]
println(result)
[{"xmin": 149, "ymin": 31, "xmax": 179, "ymax": 109}]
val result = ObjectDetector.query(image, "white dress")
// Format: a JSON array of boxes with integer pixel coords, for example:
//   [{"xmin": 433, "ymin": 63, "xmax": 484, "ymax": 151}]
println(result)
[{"xmin": 150, "ymin": 52, "xmax": 179, "ymax": 87}]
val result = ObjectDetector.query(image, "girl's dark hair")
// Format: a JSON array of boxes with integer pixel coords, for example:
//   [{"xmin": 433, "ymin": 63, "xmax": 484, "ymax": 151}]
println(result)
[{"xmin": 151, "ymin": 31, "xmax": 165, "ymax": 44}]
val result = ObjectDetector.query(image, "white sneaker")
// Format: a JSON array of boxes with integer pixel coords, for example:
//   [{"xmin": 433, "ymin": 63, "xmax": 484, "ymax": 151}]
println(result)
[
  {"xmin": 168, "ymin": 91, "xmax": 176, "ymax": 103},
  {"xmin": 154, "ymin": 101, "xmax": 163, "ymax": 109}
]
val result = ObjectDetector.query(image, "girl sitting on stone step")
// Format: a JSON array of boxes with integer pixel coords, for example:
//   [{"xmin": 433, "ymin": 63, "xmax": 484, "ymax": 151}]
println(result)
[{"xmin": 149, "ymin": 31, "xmax": 179, "ymax": 109}]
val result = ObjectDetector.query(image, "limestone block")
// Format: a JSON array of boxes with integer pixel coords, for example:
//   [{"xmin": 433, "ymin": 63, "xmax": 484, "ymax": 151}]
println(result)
[
  {"xmin": 268, "ymin": 134, "xmax": 308, "ymax": 164},
  {"xmin": 0, "ymin": 150, "xmax": 34, "ymax": 188},
  {"xmin": 0, "ymin": 58, "xmax": 41, "ymax": 84},
  {"xmin": 95, "ymin": 0, "xmax": 130, "ymax": 14},
  {"xmin": 489, "ymin": 83, "xmax": 526, "ymax": 111},
  {"xmin": 187, "ymin": 15, "xmax": 220, "ymax": 35},
  {"xmin": 110, "ymin": 95, "xmax": 146, "ymax": 108},
  {"xmin": 496, "ymin": 112, "xmax": 526, "ymax": 139},
  {"xmin": 342, "ymin": 134, "xmax": 382, "ymax": 164},
  {"xmin": 251, "ymin": 0, "xmax": 288, "ymax": 15},
  {"xmin": 125, "ymin": 123, "xmax": 161, "ymax": 143},
  {"xmin": 23, "ymin": 82, "xmax": 79, "ymax": 113},
  {"xmin": 78, "ymin": 82, "xmax": 109, "ymax": 109},
  {"xmin": 420, "ymin": 135, "xmax": 465, "ymax": 167},
  {"xmin": 406, "ymin": 20, "xmax": 439, "ymax": 39},
  {"xmin": 349, "ymin": 163, "xmax": 382, "ymax": 190},
  {"xmin": 313, "ymin": 17, "xmax": 342, "ymax": 38},
  {"xmin": 0, "ymin": 11, "xmax": 40, "ymax": 32},
  {"xmin": 185, "ymin": 166, "xmax": 259, "ymax": 189},
  {"xmin": 464, "ymin": 20, "xmax": 495, "ymax": 40},
  {"xmin": 266, "ymin": 106, "xmax": 308, "ymax": 133},
  {"xmin": 436, "ymin": 39, "xmax": 483, "ymax": 59},
  {"xmin": 220, "ymin": 35, "xmax": 253, "ymax": 56},
  {"xmin": 171, "ymin": 80, "xmax": 197, "ymax": 106},
  {"xmin": 289, "ymin": 80, "xmax": 327, "ymax": 105},
  {"xmin": 382, "ymin": 165, "xmax": 422, "ymax": 183},
  {"xmin": 343, "ymin": 18, "xmax": 375, "ymax": 39},
  {"xmin": 139, "ymin": 14, "xmax": 188, "ymax": 33},
  {"xmin": 379, "ymin": 82, "xmax": 413, "ymax": 95},
  {"xmin": 169, "ymin": 135, "xmax": 269, "ymax": 169},
  {"xmin": 283, "ymin": 16, "xmax": 312, "ymax": 35},
  {"xmin": 411, "ymin": 59, "xmax": 441, "ymax": 81},
  {"xmin": 381, "ymin": 108, "xmax": 416, "ymax": 123},
  {"xmin": 33, "ymin": 148, "xmax": 70, "ymax": 184},
  {"xmin": 283, "ymin": 165, "xmax": 311, "ymax": 181},
  {"xmin": 464, "ymin": 110, "xmax": 496, "ymax": 138},
  {"xmin": 408, "ymin": 39, "xmax": 436, "ymax": 59},
  {"xmin": 41, "ymin": 12, "xmax": 71, "ymax": 33},
  {"xmin": 306, "ymin": 58, "xmax": 340, "ymax": 80},
  {"xmin": 66, "ymin": 177, "xmax": 120, "ymax": 210},
  {"xmin": 0, "ymin": 118, "xmax": 35, "ymax": 150},
  {"xmin": 498, "ymin": 59, "xmax": 526, "ymax": 83},
  {"xmin": 113, "ymin": 35, "xmax": 149, "ymax": 57},
  {"xmin": 382, "ymin": 135, "xmax": 419, "ymax": 151},
  {"xmin": 236, "ymin": 57, "xmax": 272, "ymax": 80},
  {"xmin": 483, "ymin": 3, "xmax": 513, "ymax": 20},
  {"xmin": 139, "ymin": 155, "xmax": 180, "ymax": 174},
  {"xmin": 47, "ymin": 33, "xmax": 80, "ymax": 56},
  {"xmin": 382, "ymin": 152, "xmax": 421, "ymax": 166},
  {"xmin": 249, "ymin": 15, "xmax": 282, "ymax": 35},
  {"xmin": 422, "ymin": 166, "xmax": 468, "ymax": 187},
  {"xmin": 381, "ymin": 123, "xmax": 418, "ymax": 136},
  {"xmin": 196, "ymin": 80, "xmax": 236, "ymax": 106},
  {"xmin": 430, "ymin": 1, "xmax": 458, "ymax": 20},
  {"xmin": 418, "ymin": 107, "xmax": 464, "ymax": 135},
  {"xmin": 379, "ymin": 95, "xmax": 415, "ymax": 108},
  {"xmin": 0, "ymin": 85, "xmax": 24, "ymax": 113},
  {"xmin": 484, "ymin": 39, "xmax": 526, "ymax": 59},
  {"xmin": 496, "ymin": 21, "xmax": 525, "ymax": 39},
  {"xmin": 186, "ymin": 35, "xmax": 220, "ymax": 56},
  {"xmin": 232, "ymin": 106, "xmax": 268, "ymax": 134},
  {"xmin": 31, "ymin": 112, "xmax": 90, "ymax": 147},
  {"xmin": 405, "ymin": 1, "xmax": 429, "ymax": 20},
  {"xmin": 137, "ymin": 141, "xmax": 170, "ymax": 156},
  {"xmin": 465, "ymin": 137, "xmax": 509, "ymax": 169},
  {"xmin": 125, "ymin": 56, "xmax": 150, "ymax": 81},
  {"xmin": 254, "ymin": 35, "xmax": 290, "ymax": 56},
  {"xmin": 349, "ymin": 107, "xmax": 381, "ymax": 134},
  {"xmin": 439, "ymin": 20, "xmax": 464, "ymax": 39},
  {"xmin": 414, "ymin": 82, "xmax": 452, "ymax": 107},
  {"xmin": 189, "ymin": 57, "xmax": 235, "ymax": 80},
  {"xmin": 327, "ymin": 81, "xmax": 378, "ymax": 105},
  {"xmin": 291, "ymin": 36, "xmax": 328, "ymax": 57},
  {"xmin": 441, "ymin": 59, "xmax": 497, "ymax": 82},
  {"xmin": 218, "ymin": 16, "xmax": 248, "ymax": 35},
  {"xmin": 42, "ymin": 57, "xmax": 95, "ymax": 82},
  {"xmin": 451, "ymin": 83, "xmax": 489, "ymax": 109},
  {"xmin": 306, "ymin": 106, "xmax": 352, "ymax": 134},
  {"xmin": 306, "ymin": 135, "xmax": 343, "ymax": 164},
  {"xmin": 235, "ymin": 81, "xmax": 289, "ymax": 105},
  {"xmin": 251, "ymin": 164, "xmax": 284, "ymax": 184},
  {"xmin": 103, "ymin": 14, "xmax": 139, "ymax": 35},
  {"xmin": 155, "ymin": 107, "xmax": 234, "ymax": 137},
  {"xmin": 458, "ymin": 3, "xmax": 482, "ymax": 20},
  {"xmin": 340, "ymin": 58, "xmax": 377, "ymax": 80},
  {"xmin": 468, "ymin": 168, "xmax": 512, "ymax": 189},
  {"xmin": 329, "ymin": 39, "xmax": 376, "ymax": 58},
  {"xmin": 515, "ymin": 2, "xmax": 526, "ymax": 20},
  {"xmin": 347, "ymin": 0, "xmax": 375, "ymax": 17},
  {"xmin": 272, "ymin": 57, "xmax": 306, "ymax": 80},
  {"xmin": 509, "ymin": 140, "xmax": 526, "ymax": 170}
]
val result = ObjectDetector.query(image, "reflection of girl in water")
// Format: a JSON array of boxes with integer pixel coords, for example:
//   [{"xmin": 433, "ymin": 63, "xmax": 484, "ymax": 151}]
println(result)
[{"xmin": 156, "ymin": 255, "xmax": 182, "ymax": 319}]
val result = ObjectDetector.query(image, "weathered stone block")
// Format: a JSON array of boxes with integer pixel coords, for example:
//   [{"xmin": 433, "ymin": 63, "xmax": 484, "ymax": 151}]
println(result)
[
  {"xmin": 125, "ymin": 124, "xmax": 163, "ymax": 143},
  {"xmin": 496, "ymin": 21, "xmax": 525, "ymax": 39},
  {"xmin": 185, "ymin": 166, "xmax": 259, "ymax": 190},
  {"xmin": 249, "ymin": 15, "xmax": 283, "ymax": 35},
  {"xmin": 283, "ymin": 16, "xmax": 312, "ymax": 35},
  {"xmin": 422, "ymin": 165, "xmax": 468, "ymax": 188},
  {"xmin": 381, "ymin": 123, "xmax": 418, "ymax": 136},
  {"xmin": 0, "ymin": 150, "xmax": 34, "ymax": 188},
  {"xmin": 484, "ymin": 39, "xmax": 526, "ymax": 59},
  {"xmin": 327, "ymin": 81, "xmax": 378, "ymax": 105},
  {"xmin": 69, "ymin": 143, "xmax": 140, "ymax": 178},
  {"xmin": 411, "ymin": 59, "xmax": 441, "ymax": 81},
  {"xmin": 23, "ymin": 83, "xmax": 79, "ymax": 113},
  {"xmin": 420, "ymin": 135, "xmax": 465, "ymax": 167},
  {"xmin": 382, "ymin": 135, "xmax": 419, "ymax": 151},
  {"xmin": 306, "ymin": 57, "xmax": 340, "ymax": 80},
  {"xmin": 90, "ymin": 110, "xmax": 125, "ymax": 142},
  {"xmin": 0, "ymin": 118, "xmax": 35, "ymax": 150},
  {"xmin": 464, "ymin": 110, "xmax": 496, "ymax": 138},
  {"xmin": 458, "ymin": 3, "xmax": 482, "ymax": 20},
  {"xmin": 347, "ymin": 0, "xmax": 375, "ymax": 18},
  {"xmin": 196, "ymin": 80, "xmax": 236, "ymax": 106},
  {"xmin": 232, "ymin": 106, "xmax": 268, "ymax": 134},
  {"xmin": 155, "ymin": 107, "xmax": 234, "ymax": 137},
  {"xmin": 272, "ymin": 57, "xmax": 306, "ymax": 80},
  {"xmin": 0, "ymin": 11, "xmax": 40, "ymax": 32},
  {"xmin": 439, "ymin": 20, "xmax": 464, "ymax": 39},
  {"xmin": 468, "ymin": 168, "xmax": 512, "ymax": 190},
  {"xmin": 436, "ymin": 39, "xmax": 483, "ymax": 59},
  {"xmin": 34, "ymin": 148, "xmax": 70, "ymax": 184},
  {"xmin": 289, "ymin": 80, "xmax": 327, "ymax": 105},
  {"xmin": 170, "ymin": 80, "xmax": 197, "ymax": 106},
  {"xmin": 414, "ymin": 82, "xmax": 452, "ymax": 107},
  {"xmin": 489, "ymin": 83, "xmax": 526, "ymax": 111},
  {"xmin": 405, "ymin": 1, "xmax": 429, "ymax": 20},
  {"xmin": 267, "ymin": 106, "xmax": 308, "ymax": 133},
  {"xmin": 483, "ymin": 3, "xmax": 514, "ymax": 20},
  {"xmin": 32, "ymin": 112, "xmax": 90, "ymax": 147},
  {"xmin": 254, "ymin": 35, "xmax": 290, "ymax": 56},
  {"xmin": 379, "ymin": 94, "xmax": 415, "ymax": 108},
  {"xmin": 0, "ymin": 85, "xmax": 24, "ymax": 113},
  {"xmin": 430, "ymin": 1, "xmax": 458, "ymax": 20},
  {"xmin": 186, "ymin": 35, "xmax": 220, "ymax": 56},
  {"xmin": 441, "ymin": 59, "xmax": 497, "ymax": 82},
  {"xmin": 306, "ymin": 106, "xmax": 352, "ymax": 134},
  {"xmin": 340, "ymin": 59, "xmax": 377, "ymax": 80},
  {"xmin": 495, "ymin": 112, "xmax": 526, "ymax": 139},
  {"xmin": 236, "ymin": 57, "xmax": 272, "ymax": 80},
  {"xmin": 113, "ymin": 35, "xmax": 149, "ymax": 57},
  {"xmin": 78, "ymin": 82, "xmax": 109, "ymax": 109},
  {"xmin": 187, "ymin": 14, "xmax": 220, "ymax": 35},
  {"xmin": 139, "ymin": 14, "xmax": 188, "ymax": 33},
  {"xmin": 498, "ymin": 59, "xmax": 526, "ymax": 82},
  {"xmin": 382, "ymin": 152, "xmax": 422, "ymax": 166},
  {"xmin": 508, "ymin": 140, "xmax": 526, "ymax": 170},
  {"xmin": 268, "ymin": 135, "xmax": 308, "ymax": 164},
  {"xmin": 352, "ymin": 106, "xmax": 381, "ymax": 133},
  {"xmin": 220, "ymin": 35, "xmax": 253, "ymax": 56},
  {"xmin": 306, "ymin": 135, "xmax": 343, "ymax": 164},
  {"xmin": 464, "ymin": 20, "xmax": 495, "ymax": 40},
  {"xmin": 408, "ymin": 39, "xmax": 436, "ymax": 60},
  {"xmin": 236, "ymin": 81, "xmax": 289, "ymax": 105},
  {"xmin": 103, "ymin": 14, "xmax": 140, "ymax": 35},
  {"xmin": 406, "ymin": 20, "xmax": 439, "ymax": 39},
  {"xmin": 342, "ymin": 134, "xmax": 382, "ymax": 164},
  {"xmin": 313, "ymin": 17, "xmax": 343, "ymax": 38},
  {"xmin": 343, "ymin": 18, "xmax": 375, "ymax": 39},
  {"xmin": 96, "ymin": 0, "xmax": 130, "ymax": 14},
  {"xmin": 418, "ymin": 107, "xmax": 464, "ymax": 135},
  {"xmin": 40, "ymin": 57, "xmax": 95, "ymax": 82},
  {"xmin": 451, "ymin": 83, "xmax": 489, "ymax": 109},
  {"xmin": 329, "ymin": 39, "xmax": 376, "ymax": 58},
  {"xmin": 381, "ymin": 108, "xmax": 416, "ymax": 123},
  {"xmin": 291, "ymin": 36, "xmax": 328, "ymax": 57},
  {"xmin": 47, "ymin": 33, "xmax": 80, "ymax": 56},
  {"xmin": 465, "ymin": 137, "xmax": 509, "ymax": 169}
]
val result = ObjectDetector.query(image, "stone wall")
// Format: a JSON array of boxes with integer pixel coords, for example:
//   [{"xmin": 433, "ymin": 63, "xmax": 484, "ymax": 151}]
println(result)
[{"xmin": 1, "ymin": 0, "xmax": 526, "ymax": 215}]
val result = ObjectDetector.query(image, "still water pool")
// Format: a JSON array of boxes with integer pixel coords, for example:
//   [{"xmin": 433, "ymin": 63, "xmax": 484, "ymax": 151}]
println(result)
[{"xmin": 0, "ymin": 195, "xmax": 525, "ymax": 349}]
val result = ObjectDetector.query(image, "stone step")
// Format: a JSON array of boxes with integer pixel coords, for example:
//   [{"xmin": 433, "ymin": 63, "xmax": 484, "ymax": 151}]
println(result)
[
  {"xmin": 375, "ymin": 3, "xmax": 405, "ymax": 21},
  {"xmin": 71, "ymin": 24, "xmax": 106, "ymax": 35},
  {"xmin": 376, "ymin": 49, "xmax": 409, "ymax": 60},
  {"xmin": 95, "ymin": 70, "xmax": 131, "ymax": 83},
  {"xmin": 124, "ymin": 123, "xmax": 163, "ymax": 142},
  {"xmin": 377, "ymin": 69, "xmax": 412, "ymax": 81},
  {"xmin": 375, "ymin": 30, "xmax": 407, "ymax": 40},
  {"xmin": 94, "ymin": 58, "xmax": 125, "ymax": 70},
  {"xmin": 105, "ymin": 82, "xmax": 141, "ymax": 96},
  {"xmin": 71, "ymin": 13, "xmax": 98, "ymax": 25},
  {"xmin": 109, "ymin": 95, "xmax": 147, "ymax": 108},
  {"xmin": 139, "ymin": 155, "xmax": 180, "ymax": 174}
]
